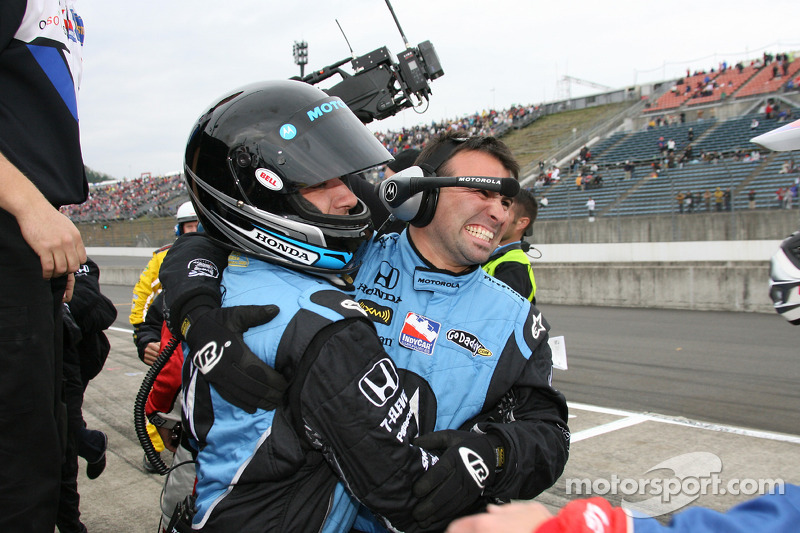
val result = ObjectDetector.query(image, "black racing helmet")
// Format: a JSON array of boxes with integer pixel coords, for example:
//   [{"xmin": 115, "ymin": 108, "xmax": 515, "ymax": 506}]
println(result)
[
  {"xmin": 184, "ymin": 80, "xmax": 392, "ymax": 274},
  {"xmin": 769, "ymin": 231, "xmax": 800, "ymax": 325}
]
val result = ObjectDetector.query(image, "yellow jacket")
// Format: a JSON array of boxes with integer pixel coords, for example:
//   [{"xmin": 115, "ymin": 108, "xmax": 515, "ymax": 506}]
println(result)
[{"xmin": 129, "ymin": 245, "xmax": 171, "ymax": 325}]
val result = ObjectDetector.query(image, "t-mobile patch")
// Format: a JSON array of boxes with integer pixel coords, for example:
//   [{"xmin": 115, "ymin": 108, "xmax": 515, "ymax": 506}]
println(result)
[{"xmin": 399, "ymin": 312, "xmax": 441, "ymax": 355}]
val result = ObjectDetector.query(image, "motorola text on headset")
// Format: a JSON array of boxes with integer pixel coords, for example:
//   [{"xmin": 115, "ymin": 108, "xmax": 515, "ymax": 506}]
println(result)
[{"xmin": 377, "ymin": 138, "xmax": 521, "ymax": 227}]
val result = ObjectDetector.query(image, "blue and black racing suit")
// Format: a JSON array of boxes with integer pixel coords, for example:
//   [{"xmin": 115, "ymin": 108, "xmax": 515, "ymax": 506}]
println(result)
[
  {"xmin": 163, "ymin": 232, "xmax": 569, "ymax": 532},
  {"xmin": 182, "ymin": 251, "xmax": 440, "ymax": 532},
  {"xmin": 351, "ymin": 230, "xmax": 569, "ymax": 528}
]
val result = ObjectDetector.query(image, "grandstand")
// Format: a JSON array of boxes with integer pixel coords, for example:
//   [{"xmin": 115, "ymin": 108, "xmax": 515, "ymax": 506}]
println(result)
[{"xmin": 66, "ymin": 51, "xmax": 800, "ymax": 246}]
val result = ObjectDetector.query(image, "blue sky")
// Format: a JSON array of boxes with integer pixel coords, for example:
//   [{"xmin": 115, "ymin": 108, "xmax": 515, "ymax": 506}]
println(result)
[{"xmin": 76, "ymin": 0, "xmax": 800, "ymax": 179}]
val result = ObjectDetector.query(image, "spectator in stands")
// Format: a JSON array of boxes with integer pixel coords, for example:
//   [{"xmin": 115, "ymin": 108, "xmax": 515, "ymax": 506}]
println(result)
[
  {"xmin": 749, "ymin": 190, "xmax": 757, "ymax": 209},
  {"xmin": 687, "ymin": 127, "xmax": 694, "ymax": 142},
  {"xmin": 751, "ymin": 118, "xmax": 760, "ymax": 129},
  {"xmin": 658, "ymin": 136, "xmax": 666, "ymax": 156},
  {"xmin": 724, "ymin": 188, "xmax": 732, "ymax": 211},
  {"xmin": 714, "ymin": 187, "xmax": 724, "ymax": 211},
  {"xmin": 676, "ymin": 191, "xmax": 686, "ymax": 213},
  {"xmin": 704, "ymin": 189, "xmax": 712, "ymax": 211},
  {"xmin": 686, "ymin": 192, "xmax": 695, "ymax": 213},
  {"xmin": 681, "ymin": 144, "xmax": 694, "ymax": 165},
  {"xmin": 586, "ymin": 197, "xmax": 596, "ymax": 219},
  {"xmin": 623, "ymin": 160, "xmax": 634, "ymax": 180},
  {"xmin": 780, "ymin": 161, "xmax": 794, "ymax": 174},
  {"xmin": 776, "ymin": 187, "xmax": 785, "ymax": 209},
  {"xmin": 787, "ymin": 184, "xmax": 797, "ymax": 210},
  {"xmin": 575, "ymin": 174, "xmax": 583, "ymax": 191}
]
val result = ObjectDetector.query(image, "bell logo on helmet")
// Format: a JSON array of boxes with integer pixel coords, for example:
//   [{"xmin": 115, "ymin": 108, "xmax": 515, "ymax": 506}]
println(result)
[
  {"xmin": 279, "ymin": 123, "xmax": 297, "ymax": 140},
  {"xmin": 255, "ymin": 168, "xmax": 283, "ymax": 191},
  {"xmin": 306, "ymin": 99, "xmax": 348, "ymax": 122}
]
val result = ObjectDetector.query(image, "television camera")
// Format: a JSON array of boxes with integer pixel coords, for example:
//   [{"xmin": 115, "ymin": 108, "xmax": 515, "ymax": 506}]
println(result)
[{"xmin": 292, "ymin": 0, "xmax": 444, "ymax": 124}]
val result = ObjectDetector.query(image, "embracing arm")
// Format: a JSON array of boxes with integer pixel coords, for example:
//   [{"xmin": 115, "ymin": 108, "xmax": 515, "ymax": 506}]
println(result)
[
  {"xmin": 159, "ymin": 232, "xmax": 228, "ymax": 335},
  {"xmin": 474, "ymin": 334, "xmax": 570, "ymax": 500},
  {"xmin": 411, "ymin": 306, "xmax": 570, "ymax": 529},
  {"xmin": 293, "ymin": 316, "xmax": 447, "ymax": 532}
]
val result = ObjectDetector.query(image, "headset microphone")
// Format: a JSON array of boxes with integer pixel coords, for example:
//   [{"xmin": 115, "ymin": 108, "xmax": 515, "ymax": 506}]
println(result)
[{"xmin": 377, "ymin": 165, "xmax": 520, "ymax": 226}]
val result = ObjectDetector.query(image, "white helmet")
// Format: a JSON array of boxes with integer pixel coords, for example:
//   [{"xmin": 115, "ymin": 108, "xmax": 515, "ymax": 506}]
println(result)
[
  {"xmin": 175, "ymin": 201, "xmax": 197, "ymax": 224},
  {"xmin": 753, "ymin": 121, "xmax": 800, "ymax": 325},
  {"xmin": 769, "ymin": 232, "xmax": 800, "ymax": 325}
]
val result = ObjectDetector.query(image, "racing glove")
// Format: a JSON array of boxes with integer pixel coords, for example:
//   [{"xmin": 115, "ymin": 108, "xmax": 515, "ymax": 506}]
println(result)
[
  {"xmin": 536, "ymin": 497, "xmax": 631, "ymax": 533},
  {"xmin": 184, "ymin": 305, "xmax": 288, "ymax": 414},
  {"xmin": 411, "ymin": 429, "xmax": 505, "ymax": 529}
]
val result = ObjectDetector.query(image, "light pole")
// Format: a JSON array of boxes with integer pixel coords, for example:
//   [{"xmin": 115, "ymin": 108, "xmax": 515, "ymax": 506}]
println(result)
[{"xmin": 293, "ymin": 40, "xmax": 308, "ymax": 78}]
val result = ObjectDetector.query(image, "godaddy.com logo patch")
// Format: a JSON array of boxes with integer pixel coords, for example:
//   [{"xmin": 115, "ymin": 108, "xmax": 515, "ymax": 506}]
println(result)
[{"xmin": 566, "ymin": 452, "xmax": 785, "ymax": 517}]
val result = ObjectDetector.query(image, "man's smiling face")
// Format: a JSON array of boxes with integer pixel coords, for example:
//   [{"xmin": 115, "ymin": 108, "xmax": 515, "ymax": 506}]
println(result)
[{"xmin": 412, "ymin": 149, "xmax": 513, "ymax": 272}]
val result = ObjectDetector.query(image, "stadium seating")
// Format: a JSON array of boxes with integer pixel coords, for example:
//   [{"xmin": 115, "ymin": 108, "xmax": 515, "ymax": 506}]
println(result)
[
  {"xmin": 686, "ymin": 65, "xmax": 758, "ymax": 106},
  {"xmin": 644, "ymin": 71, "xmax": 719, "ymax": 113},
  {"xmin": 736, "ymin": 59, "xmax": 800, "ymax": 98}
]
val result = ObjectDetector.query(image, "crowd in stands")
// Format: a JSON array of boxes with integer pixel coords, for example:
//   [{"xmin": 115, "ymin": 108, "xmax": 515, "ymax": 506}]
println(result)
[
  {"xmin": 64, "ymin": 103, "xmax": 543, "ymax": 224},
  {"xmin": 375, "ymin": 103, "xmax": 541, "ymax": 158},
  {"xmin": 61, "ymin": 172, "xmax": 187, "ymax": 223}
]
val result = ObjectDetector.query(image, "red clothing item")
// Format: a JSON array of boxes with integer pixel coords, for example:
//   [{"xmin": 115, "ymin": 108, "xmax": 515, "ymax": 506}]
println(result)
[{"xmin": 144, "ymin": 322, "xmax": 184, "ymax": 417}]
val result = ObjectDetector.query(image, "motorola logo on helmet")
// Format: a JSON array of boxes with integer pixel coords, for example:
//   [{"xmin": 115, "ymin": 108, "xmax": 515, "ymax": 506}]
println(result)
[{"xmin": 183, "ymin": 80, "xmax": 392, "ymax": 275}]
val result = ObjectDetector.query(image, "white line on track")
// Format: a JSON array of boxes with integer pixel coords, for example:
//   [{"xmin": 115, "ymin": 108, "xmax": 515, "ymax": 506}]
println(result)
[{"xmin": 569, "ymin": 401, "xmax": 800, "ymax": 444}]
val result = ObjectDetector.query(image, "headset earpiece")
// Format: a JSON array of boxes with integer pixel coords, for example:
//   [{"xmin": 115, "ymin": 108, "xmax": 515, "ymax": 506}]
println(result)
[
  {"xmin": 378, "ymin": 166, "xmax": 437, "ymax": 225},
  {"xmin": 410, "ymin": 188, "xmax": 438, "ymax": 227}
]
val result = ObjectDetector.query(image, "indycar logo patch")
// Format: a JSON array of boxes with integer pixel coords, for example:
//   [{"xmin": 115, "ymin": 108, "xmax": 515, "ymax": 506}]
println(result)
[{"xmin": 399, "ymin": 312, "xmax": 441, "ymax": 356}]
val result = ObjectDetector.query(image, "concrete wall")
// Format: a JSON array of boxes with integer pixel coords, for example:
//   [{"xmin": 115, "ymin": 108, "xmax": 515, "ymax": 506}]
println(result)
[
  {"xmin": 533, "ymin": 210, "xmax": 799, "ymax": 244},
  {"xmin": 534, "ymin": 261, "xmax": 772, "ymax": 313}
]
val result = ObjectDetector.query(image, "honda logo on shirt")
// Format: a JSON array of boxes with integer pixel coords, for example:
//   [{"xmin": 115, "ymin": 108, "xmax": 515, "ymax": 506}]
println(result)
[
  {"xmin": 359, "ymin": 358, "xmax": 399, "ymax": 406},
  {"xmin": 374, "ymin": 261, "xmax": 399, "ymax": 289}
]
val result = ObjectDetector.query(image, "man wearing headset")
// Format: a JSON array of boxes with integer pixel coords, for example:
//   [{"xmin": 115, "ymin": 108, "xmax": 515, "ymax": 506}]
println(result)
[
  {"xmin": 442, "ymin": 119, "xmax": 800, "ymax": 533},
  {"xmin": 159, "ymin": 82, "xmax": 569, "ymax": 532}
]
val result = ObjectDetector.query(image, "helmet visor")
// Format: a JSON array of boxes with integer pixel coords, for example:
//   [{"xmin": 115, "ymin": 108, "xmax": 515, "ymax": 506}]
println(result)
[{"xmin": 253, "ymin": 95, "xmax": 391, "ymax": 189}]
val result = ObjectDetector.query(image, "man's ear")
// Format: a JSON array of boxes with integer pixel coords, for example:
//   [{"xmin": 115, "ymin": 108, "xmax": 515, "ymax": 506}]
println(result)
[{"xmin": 516, "ymin": 216, "xmax": 530, "ymax": 233}]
